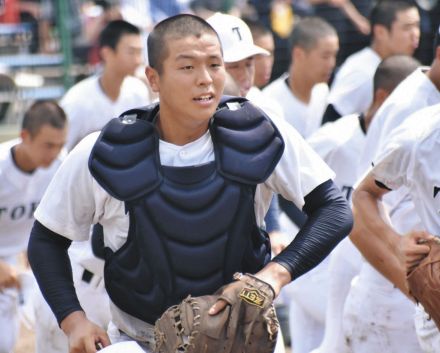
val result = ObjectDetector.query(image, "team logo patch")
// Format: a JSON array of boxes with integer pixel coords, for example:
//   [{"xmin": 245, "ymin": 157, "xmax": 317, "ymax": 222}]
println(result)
[{"xmin": 239, "ymin": 287, "xmax": 266, "ymax": 307}]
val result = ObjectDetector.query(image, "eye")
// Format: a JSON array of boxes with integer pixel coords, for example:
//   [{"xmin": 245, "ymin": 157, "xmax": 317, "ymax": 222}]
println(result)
[{"xmin": 181, "ymin": 65, "xmax": 194, "ymax": 70}]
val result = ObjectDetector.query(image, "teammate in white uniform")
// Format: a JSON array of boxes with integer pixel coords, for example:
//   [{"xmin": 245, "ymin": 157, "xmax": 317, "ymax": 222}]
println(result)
[
  {"xmin": 0, "ymin": 101, "xmax": 66, "ymax": 353},
  {"xmin": 353, "ymin": 103, "xmax": 440, "ymax": 352},
  {"xmin": 307, "ymin": 55, "xmax": 420, "ymax": 353},
  {"xmin": 35, "ymin": 19, "xmax": 152, "ymax": 353},
  {"xmin": 347, "ymin": 35, "xmax": 440, "ymax": 353},
  {"xmin": 61, "ymin": 19, "xmax": 149, "ymax": 151},
  {"xmin": 263, "ymin": 17, "xmax": 339, "ymax": 139},
  {"xmin": 322, "ymin": 0, "xmax": 420, "ymax": 123},
  {"xmin": 27, "ymin": 14, "xmax": 353, "ymax": 352}
]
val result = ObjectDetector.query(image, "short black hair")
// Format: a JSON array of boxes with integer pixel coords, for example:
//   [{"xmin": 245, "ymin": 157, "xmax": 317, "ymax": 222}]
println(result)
[
  {"xmin": 21, "ymin": 100, "xmax": 67, "ymax": 137},
  {"xmin": 373, "ymin": 55, "xmax": 420, "ymax": 93},
  {"xmin": 147, "ymin": 14, "xmax": 220, "ymax": 74},
  {"xmin": 243, "ymin": 17, "xmax": 272, "ymax": 41},
  {"xmin": 370, "ymin": 1, "xmax": 417, "ymax": 31},
  {"xmin": 99, "ymin": 19, "xmax": 140, "ymax": 50},
  {"xmin": 288, "ymin": 17, "xmax": 337, "ymax": 52}
]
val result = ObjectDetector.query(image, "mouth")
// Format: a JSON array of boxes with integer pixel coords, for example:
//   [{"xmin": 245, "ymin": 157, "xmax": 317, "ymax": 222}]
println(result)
[{"xmin": 193, "ymin": 94, "xmax": 215, "ymax": 104}]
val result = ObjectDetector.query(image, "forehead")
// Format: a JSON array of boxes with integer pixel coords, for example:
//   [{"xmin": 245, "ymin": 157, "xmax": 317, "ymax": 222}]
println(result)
[
  {"xmin": 115, "ymin": 33, "xmax": 142, "ymax": 48},
  {"xmin": 164, "ymin": 33, "xmax": 222, "ymax": 60},
  {"xmin": 310, "ymin": 35, "xmax": 339, "ymax": 51},
  {"xmin": 392, "ymin": 7, "xmax": 420, "ymax": 26}
]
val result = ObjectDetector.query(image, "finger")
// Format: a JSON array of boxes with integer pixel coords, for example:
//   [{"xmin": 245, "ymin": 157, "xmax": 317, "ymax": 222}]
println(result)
[
  {"xmin": 84, "ymin": 338, "xmax": 98, "ymax": 353},
  {"xmin": 209, "ymin": 299, "xmax": 228, "ymax": 315},
  {"xmin": 97, "ymin": 333, "xmax": 111, "ymax": 348}
]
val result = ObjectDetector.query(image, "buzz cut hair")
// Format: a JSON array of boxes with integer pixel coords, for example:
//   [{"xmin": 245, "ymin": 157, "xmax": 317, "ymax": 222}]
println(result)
[
  {"xmin": 243, "ymin": 17, "xmax": 272, "ymax": 41},
  {"xmin": 99, "ymin": 19, "xmax": 140, "ymax": 50},
  {"xmin": 288, "ymin": 17, "xmax": 337, "ymax": 52},
  {"xmin": 373, "ymin": 55, "xmax": 420, "ymax": 93},
  {"xmin": 370, "ymin": 0, "xmax": 417, "ymax": 31},
  {"xmin": 148, "ymin": 14, "xmax": 221, "ymax": 74},
  {"xmin": 21, "ymin": 100, "xmax": 67, "ymax": 137}
]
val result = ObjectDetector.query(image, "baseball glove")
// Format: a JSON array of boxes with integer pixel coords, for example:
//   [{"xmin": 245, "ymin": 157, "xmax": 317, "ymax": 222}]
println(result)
[
  {"xmin": 153, "ymin": 273, "xmax": 279, "ymax": 353},
  {"xmin": 406, "ymin": 238, "xmax": 440, "ymax": 330}
]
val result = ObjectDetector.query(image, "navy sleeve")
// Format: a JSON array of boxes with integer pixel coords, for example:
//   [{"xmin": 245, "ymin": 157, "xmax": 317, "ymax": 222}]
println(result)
[
  {"xmin": 272, "ymin": 179, "xmax": 353, "ymax": 280},
  {"xmin": 264, "ymin": 195, "xmax": 281, "ymax": 233},
  {"xmin": 27, "ymin": 221, "xmax": 82, "ymax": 325},
  {"xmin": 321, "ymin": 103, "xmax": 342, "ymax": 124}
]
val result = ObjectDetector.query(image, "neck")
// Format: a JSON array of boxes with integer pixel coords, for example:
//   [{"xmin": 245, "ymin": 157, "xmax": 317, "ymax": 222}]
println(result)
[
  {"xmin": 363, "ymin": 102, "xmax": 381, "ymax": 132},
  {"xmin": 370, "ymin": 42, "xmax": 389, "ymax": 59},
  {"xmin": 100, "ymin": 69, "xmax": 126, "ymax": 101},
  {"xmin": 156, "ymin": 110, "xmax": 209, "ymax": 146},
  {"xmin": 13, "ymin": 144, "xmax": 36, "ymax": 172},
  {"xmin": 289, "ymin": 65, "xmax": 314, "ymax": 103},
  {"xmin": 427, "ymin": 66, "xmax": 440, "ymax": 92}
]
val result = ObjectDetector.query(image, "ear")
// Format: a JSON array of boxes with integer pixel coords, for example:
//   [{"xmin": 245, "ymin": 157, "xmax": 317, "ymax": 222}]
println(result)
[
  {"xmin": 292, "ymin": 46, "xmax": 304, "ymax": 62},
  {"xmin": 372, "ymin": 24, "xmax": 388, "ymax": 42},
  {"xmin": 20, "ymin": 129, "xmax": 31, "ymax": 143},
  {"xmin": 100, "ymin": 46, "xmax": 113, "ymax": 63},
  {"xmin": 435, "ymin": 46, "xmax": 440, "ymax": 60},
  {"xmin": 145, "ymin": 66, "xmax": 160, "ymax": 93}
]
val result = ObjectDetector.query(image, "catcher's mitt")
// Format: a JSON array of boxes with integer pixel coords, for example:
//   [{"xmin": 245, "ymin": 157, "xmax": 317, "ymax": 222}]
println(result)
[
  {"xmin": 153, "ymin": 273, "xmax": 279, "ymax": 353},
  {"xmin": 407, "ymin": 238, "xmax": 440, "ymax": 330}
]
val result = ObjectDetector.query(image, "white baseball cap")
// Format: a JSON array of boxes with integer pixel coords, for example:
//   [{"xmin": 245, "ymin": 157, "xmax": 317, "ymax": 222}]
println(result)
[{"xmin": 207, "ymin": 12, "xmax": 269, "ymax": 63}]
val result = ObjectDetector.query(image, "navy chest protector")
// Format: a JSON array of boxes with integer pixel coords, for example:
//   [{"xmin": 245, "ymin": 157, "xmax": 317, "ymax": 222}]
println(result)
[{"xmin": 89, "ymin": 96, "xmax": 284, "ymax": 324}]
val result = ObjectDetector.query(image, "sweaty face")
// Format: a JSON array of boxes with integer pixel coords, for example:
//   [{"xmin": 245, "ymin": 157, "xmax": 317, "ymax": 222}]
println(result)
[
  {"xmin": 386, "ymin": 8, "xmax": 420, "ymax": 56},
  {"xmin": 302, "ymin": 35, "xmax": 339, "ymax": 84},
  {"xmin": 254, "ymin": 34, "xmax": 275, "ymax": 88},
  {"xmin": 225, "ymin": 57, "xmax": 255, "ymax": 97},
  {"xmin": 149, "ymin": 33, "xmax": 225, "ymax": 132},
  {"xmin": 24, "ymin": 125, "xmax": 67, "ymax": 168},
  {"xmin": 110, "ymin": 34, "xmax": 144, "ymax": 76}
]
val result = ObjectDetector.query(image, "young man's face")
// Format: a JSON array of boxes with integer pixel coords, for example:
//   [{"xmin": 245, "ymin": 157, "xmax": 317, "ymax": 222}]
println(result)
[
  {"xmin": 300, "ymin": 35, "xmax": 339, "ymax": 84},
  {"xmin": 22, "ymin": 125, "xmax": 67, "ymax": 168},
  {"xmin": 105, "ymin": 34, "xmax": 144, "ymax": 76},
  {"xmin": 225, "ymin": 57, "xmax": 255, "ymax": 97},
  {"xmin": 385, "ymin": 8, "xmax": 420, "ymax": 56},
  {"xmin": 148, "ymin": 32, "xmax": 225, "ymax": 127},
  {"xmin": 254, "ymin": 33, "xmax": 275, "ymax": 88}
]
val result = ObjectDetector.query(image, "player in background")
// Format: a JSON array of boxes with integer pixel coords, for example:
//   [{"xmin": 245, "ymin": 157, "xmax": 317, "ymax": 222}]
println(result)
[
  {"xmin": 322, "ymin": 0, "xmax": 420, "ymax": 123},
  {"xmin": 61, "ymin": 19, "xmax": 150, "ymax": 151},
  {"xmin": 346, "ymin": 27, "xmax": 440, "ymax": 353},
  {"xmin": 307, "ymin": 55, "xmax": 420, "ymax": 353},
  {"xmin": 352, "ymin": 103, "xmax": 440, "ymax": 352},
  {"xmin": 263, "ymin": 16, "xmax": 339, "ymax": 139},
  {"xmin": 0, "ymin": 101, "xmax": 67, "ymax": 353},
  {"xmin": 244, "ymin": 18, "xmax": 275, "ymax": 89}
]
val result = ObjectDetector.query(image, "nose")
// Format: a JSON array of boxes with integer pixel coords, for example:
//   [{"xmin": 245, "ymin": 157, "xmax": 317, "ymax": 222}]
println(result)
[{"xmin": 197, "ymin": 66, "xmax": 213, "ymax": 86}]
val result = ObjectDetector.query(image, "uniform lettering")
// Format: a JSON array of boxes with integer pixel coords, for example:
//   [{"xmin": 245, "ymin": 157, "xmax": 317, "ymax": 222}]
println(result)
[
  {"xmin": 0, "ymin": 202, "xmax": 40, "ymax": 221},
  {"xmin": 11, "ymin": 206, "xmax": 25, "ymax": 220},
  {"xmin": 341, "ymin": 186, "xmax": 353, "ymax": 201},
  {"xmin": 232, "ymin": 27, "xmax": 242, "ymax": 41},
  {"xmin": 434, "ymin": 186, "xmax": 440, "ymax": 198}
]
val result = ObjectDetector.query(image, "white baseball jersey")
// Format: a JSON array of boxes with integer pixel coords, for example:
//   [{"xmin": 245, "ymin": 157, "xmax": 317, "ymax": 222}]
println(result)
[
  {"xmin": 0, "ymin": 139, "xmax": 63, "ymax": 257},
  {"xmin": 61, "ymin": 75, "xmax": 151, "ymax": 151},
  {"xmin": 34, "ymin": 104, "xmax": 335, "ymax": 340},
  {"xmin": 327, "ymin": 47, "xmax": 381, "ymax": 116},
  {"xmin": 371, "ymin": 103, "xmax": 440, "ymax": 235},
  {"xmin": 307, "ymin": 114, "xmax": 366, "ymax": 201},
  {"xmin": 263, "ymin": 73, "xmax": 329, "ymax": 138}
]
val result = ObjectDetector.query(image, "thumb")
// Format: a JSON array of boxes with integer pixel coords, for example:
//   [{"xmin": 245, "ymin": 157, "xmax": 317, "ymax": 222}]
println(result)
[{"xmin": 209, "ymin": 299, "xmax": 228, "ymax": 315}]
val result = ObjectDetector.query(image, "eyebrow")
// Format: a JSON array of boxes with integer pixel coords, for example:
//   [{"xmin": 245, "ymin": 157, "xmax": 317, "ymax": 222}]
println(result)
[{"xmin": 176, "ymin": 54, "xmax": 222, "ymax": 60}]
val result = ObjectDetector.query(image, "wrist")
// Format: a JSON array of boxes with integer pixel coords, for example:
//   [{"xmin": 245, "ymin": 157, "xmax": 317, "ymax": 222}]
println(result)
[
  {"xmin": 60, "ymin": 310, "xmax": 87, "ymax": 335},
  {"xmin": 254, "ymin": 262, "xmax": 292, "ymax": 297}
]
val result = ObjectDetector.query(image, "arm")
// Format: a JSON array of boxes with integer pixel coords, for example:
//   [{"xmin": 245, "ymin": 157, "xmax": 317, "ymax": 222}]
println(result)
[
  {"xmin": 28, "ymin": 221, "xmax": 110, "ymax": 352},
  {"xmin": 332, "ymin": 0, "xmax": 370, "ymax": 35},
  {"xmin": 350, "ymin": 173, "xmax": 433, "ymax": 295}
]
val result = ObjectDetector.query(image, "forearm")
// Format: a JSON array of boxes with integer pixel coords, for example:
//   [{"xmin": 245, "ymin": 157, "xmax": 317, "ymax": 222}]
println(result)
[
  {"xmin": 351, "ymin": 189, "xmax": 408, "ymax": 294},
  {"xmin": 28, "ymin": 221, "xmax": 83, "ymax": 325},
  {"xmin": 339, "ymin": 1, "xmax": 370, "ymax": 35},
  {"xmin": 272, "ymin": 180, "xmax": 353, "ymax": 281}
]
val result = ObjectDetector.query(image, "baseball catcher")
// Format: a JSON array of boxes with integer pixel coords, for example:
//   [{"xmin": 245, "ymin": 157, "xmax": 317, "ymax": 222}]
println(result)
[
  {"xmin": 407, "ymin": 238, "xmax": 440, "ymax": 330},
  {"xmin": 154, "ymin": 273, "xmax": 279, "ymax": 353}
]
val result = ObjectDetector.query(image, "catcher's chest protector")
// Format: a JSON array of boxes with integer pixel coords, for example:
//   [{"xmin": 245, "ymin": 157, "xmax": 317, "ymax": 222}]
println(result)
[{"xmin": 89, "ymin": 97, "xmax": 285, "ymax": 324}]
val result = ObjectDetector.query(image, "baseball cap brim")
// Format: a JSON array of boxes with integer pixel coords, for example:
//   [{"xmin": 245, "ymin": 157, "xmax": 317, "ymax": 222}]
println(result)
[{"xmin": 223, "ymin": 44, "xmax": 270, "ymax": 63}]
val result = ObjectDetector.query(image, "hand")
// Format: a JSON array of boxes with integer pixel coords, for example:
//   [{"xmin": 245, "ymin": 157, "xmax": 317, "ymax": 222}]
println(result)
[
  {"xmin": 61, "ymin": 311, "xmax": 111, "ymax": 353},
  {"xmin": 268, "ymin": 231, "xmax": 289, "ymax": 256},
  {"xmin": 0, "ymin": 260, "xmax": 20, "ymax": 290},
  {"xmin": 400, "ymin": 230, "xmax": 436, "ymax": 274},
  {"xmin": 209, "ymin": 262, "xmax": 291, "ymax": 315}
]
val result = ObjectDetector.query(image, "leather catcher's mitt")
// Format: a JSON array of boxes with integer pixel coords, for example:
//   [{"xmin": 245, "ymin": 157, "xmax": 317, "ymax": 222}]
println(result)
[
  {"xmin": 407, "ymin": 238, "xmax": 440, "ymax": 330},
  {"xmin": 153, "ymin": 273, "xmax": 279, "ymax": 353}
]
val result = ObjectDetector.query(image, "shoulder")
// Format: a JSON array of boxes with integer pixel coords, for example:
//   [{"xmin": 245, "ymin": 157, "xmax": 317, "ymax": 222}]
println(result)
[
  {"xmin": 263, "ymin": 74, "xmax": 288, "ymax": 95},
  {"xmin": 60, "ymin": 76, "xmax": 99, "ymax": 106}
]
